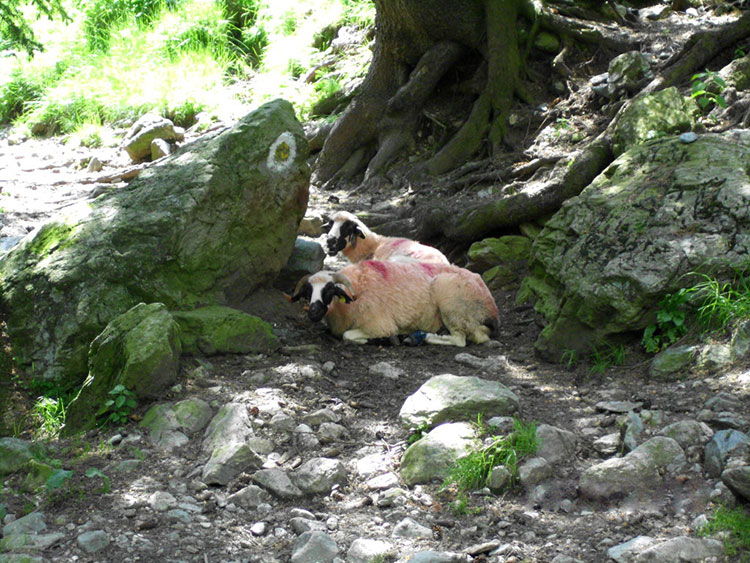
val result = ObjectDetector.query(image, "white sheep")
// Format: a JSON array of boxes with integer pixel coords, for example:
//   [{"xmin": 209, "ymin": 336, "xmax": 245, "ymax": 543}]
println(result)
[
  {"xmin": 323, "ymin": 211, "xmax": 449, "ymax": 265},
  {"xmin": 291, "ymin": 260, "xmax": 499, "ymax": 346}
]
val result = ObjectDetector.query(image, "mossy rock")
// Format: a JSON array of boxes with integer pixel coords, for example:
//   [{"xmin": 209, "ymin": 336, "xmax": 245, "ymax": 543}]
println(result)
[
  {"xmin": 64, "ymin": 302, "xmax": 182, "ymax": 434},
  {"xmin": 172, "ymin": 305, "xmax": 279, "ymax": 355}
]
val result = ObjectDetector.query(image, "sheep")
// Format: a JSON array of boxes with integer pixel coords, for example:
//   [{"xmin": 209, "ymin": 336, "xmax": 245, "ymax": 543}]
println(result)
[
  {"xmin": 323, "ymin": 211, "xmax": 449, "ymax": 265},
  {"xmin": 291, "ymin": 260, "xmax": 499, "ymax": 346}
]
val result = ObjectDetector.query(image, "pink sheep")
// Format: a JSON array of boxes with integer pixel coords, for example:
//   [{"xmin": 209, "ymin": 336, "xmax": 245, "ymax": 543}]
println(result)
[
  {"xmin": 292, "ymin": 260, "xmax": 499, "ymax": 347},
  {"xmin": 323, "ymin": 211, "xmax": 449, "ymax": 265}
]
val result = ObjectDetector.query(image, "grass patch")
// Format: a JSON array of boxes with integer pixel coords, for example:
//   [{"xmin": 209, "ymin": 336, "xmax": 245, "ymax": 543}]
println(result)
[
  {"xmin": 700, "ymin": 505, "xmax": 750, "ymax": 560},
  {"xmin": 643, "ymin": 266, "xmax": 750, "ymax": 354},
  {"xmin": 441, "ymin": 417, "xmax": 537, "ymax": 502},
  {"xmin": 588, "ymin": 342, "xmax": 626, "ymax": 376},
  {"xmin": 1, "ymin": 0, "xmax": 375, "ymax": 132}
]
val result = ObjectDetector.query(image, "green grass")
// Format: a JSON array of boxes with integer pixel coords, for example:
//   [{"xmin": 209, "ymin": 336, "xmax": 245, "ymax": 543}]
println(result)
[
  {"xmin": 700, "ymin": 505, "xmax": 750, "ymax": 560},
  {"xmin": 643, "ymin": 267, "xmax": 750, "ymax": 354},
  {"xmin": 588, "ymin": 342, "xmax": 626, "ymax": 376},
  {"xmin": 441, "ymin": 417, "xmax": 537, "ymax": 495},
  {"xmin": 1, "ymin": 0, "xmax": 375, "ymax": 134}
]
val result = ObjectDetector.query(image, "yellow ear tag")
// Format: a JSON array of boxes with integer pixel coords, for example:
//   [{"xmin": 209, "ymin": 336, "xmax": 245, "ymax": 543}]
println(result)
[{"xmin": 339, "ymin": 296, "xmax": 347, "ymax": 303}]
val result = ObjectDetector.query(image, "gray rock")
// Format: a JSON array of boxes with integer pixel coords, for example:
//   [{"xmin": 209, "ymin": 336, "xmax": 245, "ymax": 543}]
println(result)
[
  {"xmin": 580, "ymin": 437, "xmax": 685, "ymax": 500},
  {"xmin": 123, "ymin": 114, "xmax": 180, "ymax": 161},
  {"xmin": 488, "ymin": 465, "xmax": 512, "ymax": 492},
  {"xmin": 2, "ymin": 511, "xmax": 46, "ymax": 536},
  {"xmin": 730, "ymin": 318, "xmax": 750, "ymax": 361},
  {"xmin": 399, "ymin": 374, "xmax": 519, "ymax": 430},
  {"xmin": 294, "ymin": 423, "xmax": 321, "ymax": 449},
  {"xmin": 407, "ymin": 552, "xmax": 468, "ymax": 563},
  {"xmin": 252, "ymin": 468, "xmax": 303, "ymax": 499},
  {"xmin": 622, "ymin": 411, "xmax": 644, "ymax": 453},
  {"xmin": 648, "ymin": 345, "xmax": 697, "ymax": 381},
  {"xmin": 202, "ymin": 442, "xmax": 264, "ymax": 486},
  {"xmin": 453, "ymin": 353, "xmax": 509, "ymax": 372},
  {"xmin": 722, "ymin": 464, "xmax": 750, "ymax": 501},
  {"xmin": 294, "ymin": 457, "xmax": 347, "ymax": 495},
  {"xmin": 368, "ymin": 361, "xmax": 404, "ymax": 380},
  {"xmin": 290, "ymin": 517, "xmax": 327, "ymax": 535},
  {"xmin": 76, "ymin": 530, "xmax": 110, "ymax": 554},
  {"xmin": 608, "ymin": 536, "xmax": 658, "ymax": 562},
  {"xmin": 595, "ymin": 401, "xmax": 642, "ymax": 414},
  {"xmin": 1, "ymin": 531, "xmax": 64, "ymax": 551},
  {"xmin": 269, "ymin": 413, "xmax": 297, "ymax": 433},
  {"xmin": 318, "ymin": 422, "xmax": 348, "ymax": 443},
  {"xmin": 593, "ymin": 433, "xmax": 621, "ymax": 457},
  {"xmin": 518, "ymin": 457, "xmax": 552, "ymax": 489},
  {"xmin": 704, "ymin": 429, "xmax": 750, "ymax": 477},
  {"xmin": 150, "ymin": 137, "xmax": 172, "ymax": 160},
  {"xmin": 535, "ymin": 424, "xmax": 577, "ymax": 464},
  {"xmin": 202, "ymin": 403, "xmax": 254, "ymax": 453},
  {"xmin": 0, "ymin": 438, "xmax": 39, "ymax": 476},
  {"xmin": 658, "ymin": 420, "xmax": 713, "ymax": 451},
  {"xmin": 301, "ymin": 408, "xmax": 340, "ymax": 426},
  {"xmin": 377, "ymin": 487, "xmax": 407, "ymax": 507},
  {"xmin": 633, "ymin": 536, "xmax": 724, "ymax": 562},
  {"xmin": 391, "ymin": 517, "xmax": 433, "ymax": 539},
  {"xmin": 227, "ymin": 484, "xmax": 271, "ymax": 508},
  {"xmin": 364, "ymin": 472, "xmax": 399, "ymax": 491},
  {"xmin": 612, "ymin": 86, "xmax": 692, "ymax": 156},
  {"xmin": 0, "ymin": 99, "xmax": 309, "ymax": 390},
  {"xmin": 705, "ymin": 391, "xmax": 743, "ymax": 412},
  {"xmin": 607, "ymin": 51, "xmax": 652, "ymax": 97},
  {"xmin": 290, "ymin": 531, "xmax": 338, "ymax": 563},
  {"xmin": 400, "ymin": 422, "xmax": 478, "ymax": 486},
  {"xmin": 347, "ymin": 538, "xmax": 393, "ymax": 563},
  {"xmin": 695, "ymin": 343, "xmax": 733, "ymax": 373},
  {"xmin": 148, "ymin": 491, "xmax": 177, "ymax": 511},
  {"xmin": 277, "ymin": 237, "xmax": 325, "ymax": 291},
  {"xmin": 172, "ymin": 398, "xmax": 213, "ymax": 433}
]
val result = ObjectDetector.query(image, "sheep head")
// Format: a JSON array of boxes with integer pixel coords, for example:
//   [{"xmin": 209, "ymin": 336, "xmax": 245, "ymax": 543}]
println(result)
[
  {"xmin": 324, "ymin": 212, "xmax": 366, "ymax": 256},
  {"xmin": 292, "ymin": 271, "xmax": 355, "ymax": 322}
]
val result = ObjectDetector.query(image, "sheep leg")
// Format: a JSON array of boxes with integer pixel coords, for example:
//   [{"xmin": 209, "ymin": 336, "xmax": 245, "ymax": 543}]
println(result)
[
  {"xmin": 425, "ymin": 332, "xmax": 467, "ymax": 347},
  {"xmin": 342, "ymin": 329, "xmax": 370, "ymax": 344}
]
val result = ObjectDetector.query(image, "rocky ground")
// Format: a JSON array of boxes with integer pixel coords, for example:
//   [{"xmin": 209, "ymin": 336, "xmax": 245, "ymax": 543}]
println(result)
[{"xmin": 1, "ymin": 121, "xmax": 750, "ymax": 563}]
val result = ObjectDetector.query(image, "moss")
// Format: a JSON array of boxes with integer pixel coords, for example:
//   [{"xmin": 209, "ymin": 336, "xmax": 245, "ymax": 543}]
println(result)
[{"xmin": 26, "ymin": 221, "xmax": 77, "ymax": 257}]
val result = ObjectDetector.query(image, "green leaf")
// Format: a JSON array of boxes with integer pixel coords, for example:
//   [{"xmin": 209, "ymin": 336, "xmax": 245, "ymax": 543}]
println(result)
[
  {"xmin": 46, "ymin": 469, "xmax": 73, "ymax": 491},
  {"xmin": 115, "ymin": 395, "xmax": 126, "ymax": 409}
]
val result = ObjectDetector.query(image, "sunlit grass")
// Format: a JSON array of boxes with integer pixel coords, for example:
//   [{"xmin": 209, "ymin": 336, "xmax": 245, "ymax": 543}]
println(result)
[{"xmin": 1, "ymin": 0, "xmax": 375, "ymax": 132}]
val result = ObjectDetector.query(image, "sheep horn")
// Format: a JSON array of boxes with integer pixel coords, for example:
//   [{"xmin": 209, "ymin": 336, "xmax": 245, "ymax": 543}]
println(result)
[
  {"xmin": 331, "ymin": 272, "xmax": 355, "ymax": 299},
  {"xmin": 291, "ymin": 275, "xmax": 311, "ymax": 302}
]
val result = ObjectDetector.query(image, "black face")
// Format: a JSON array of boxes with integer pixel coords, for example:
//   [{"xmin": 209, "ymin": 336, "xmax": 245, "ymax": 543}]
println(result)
[
  {"xmin": 293, "ymin": 280, "xmax": 353, "ymax": 323},
  {"xmin": 326, "ymin": 220, "xmax": 364, "ymax": 256}
]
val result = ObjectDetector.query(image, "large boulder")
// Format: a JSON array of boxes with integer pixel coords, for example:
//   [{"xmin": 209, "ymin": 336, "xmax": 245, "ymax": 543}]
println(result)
[
  {"xmin": 518, "ymin": 130, "xmax": 750, "ymax": 360},
  {"xmin": 0, "ymin": 99, "xmax": 309, "ymax": 387}
]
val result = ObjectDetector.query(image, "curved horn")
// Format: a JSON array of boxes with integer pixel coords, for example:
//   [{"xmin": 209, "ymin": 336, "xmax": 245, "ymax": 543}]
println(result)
[
  {"xmin": 291, "ymin": 275, "xmax": 311, "ymax": 301},
  {"xmin": 331, "ymin": 272, "xmax": 355, "ymax": 297}
]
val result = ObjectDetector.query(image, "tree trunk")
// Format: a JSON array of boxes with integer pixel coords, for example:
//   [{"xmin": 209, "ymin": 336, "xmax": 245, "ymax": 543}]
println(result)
[{"xmin": 312, "ymin": 0, "xmax": 520, "ymax": 187}]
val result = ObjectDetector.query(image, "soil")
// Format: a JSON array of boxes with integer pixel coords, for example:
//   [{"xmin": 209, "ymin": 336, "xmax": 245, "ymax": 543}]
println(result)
[{"xmin": 2, "ymin": 5, "xmax": 750, "ymax": 561}]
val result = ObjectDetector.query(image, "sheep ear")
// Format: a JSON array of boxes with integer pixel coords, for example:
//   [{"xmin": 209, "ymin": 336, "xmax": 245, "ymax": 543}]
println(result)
[
  {"xmin": 348, "ymin": 225, "xmax": 364, "ymax": 245},
  {"xmin": 334, "ymin": 285, "xmax": 354, "ymax": 303}
]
